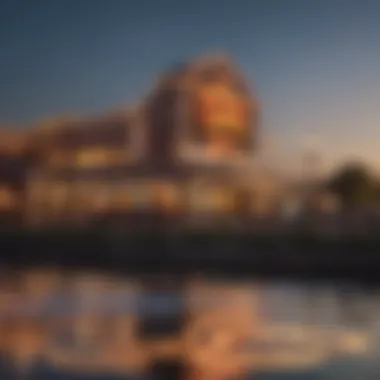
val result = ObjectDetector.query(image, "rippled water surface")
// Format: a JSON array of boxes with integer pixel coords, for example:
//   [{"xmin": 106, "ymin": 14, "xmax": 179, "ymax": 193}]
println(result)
[{"xmin": 1, "ymin": 279, "xmax": 380, "ymax": 379}]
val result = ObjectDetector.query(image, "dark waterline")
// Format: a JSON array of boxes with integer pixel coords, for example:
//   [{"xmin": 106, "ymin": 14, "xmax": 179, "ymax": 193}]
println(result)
[{"xmin": 3, "ymin": 231, "xmax": 380, "ymax": 281}]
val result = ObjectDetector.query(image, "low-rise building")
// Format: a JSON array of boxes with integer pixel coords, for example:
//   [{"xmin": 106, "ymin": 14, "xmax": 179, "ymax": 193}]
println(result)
[
  {"xmin": 0, "ymin": 54, "xmax": 291, "ymax": 231},
  {"xmin": 0, "ymin": 128, "xmax": 32, "ymax": 228}
]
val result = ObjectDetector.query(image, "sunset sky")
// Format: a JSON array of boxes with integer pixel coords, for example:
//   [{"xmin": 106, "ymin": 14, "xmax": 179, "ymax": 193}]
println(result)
[{"xmin": 1, "ymin": 0, "xmax": 380, "ymax": 175}]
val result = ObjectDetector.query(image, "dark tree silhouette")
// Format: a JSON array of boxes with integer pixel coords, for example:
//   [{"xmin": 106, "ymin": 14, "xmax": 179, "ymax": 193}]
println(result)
[{"xmin": 328, "ymin": 162, "xmax": 378, "ymax": 207}]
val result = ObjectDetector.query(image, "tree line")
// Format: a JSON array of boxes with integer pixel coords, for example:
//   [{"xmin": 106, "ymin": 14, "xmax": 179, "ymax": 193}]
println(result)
[{"xmin": 327, "ymin": 161, "xmax": 380, "ymax": 208}]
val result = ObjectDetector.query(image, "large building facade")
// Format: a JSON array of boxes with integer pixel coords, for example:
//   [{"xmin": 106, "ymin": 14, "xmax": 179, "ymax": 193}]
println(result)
[{"xmin": 0, "ymin": 54, "xmax": 286, "ymax": 231}]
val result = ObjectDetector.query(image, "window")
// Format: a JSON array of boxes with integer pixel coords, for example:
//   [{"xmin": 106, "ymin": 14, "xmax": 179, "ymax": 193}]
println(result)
[
  {"xmin": 91, "ymin": 184, "xmax": 112, "ymax": 211},
  {"xmin": 112, "ymin": 184, "xmax": 130, "ymax": 209},
  {"xmin": 48, "ymin": 152, "xmax": 68, "ymax": 166},
  {"xmin": 0, "ymin": 186, "xmax": 16, "ymax": 210},
  {"xmin": 125, "ymin": 181, "xmax": 153, "ymax": 209},
  {"xmin": 75, "ymin": 147, "xmax": 110, "ymax": 168},
  {"xmin": 153, "ymin": 182, "xmax": 183, "ymax": 212},
  {"xmin": 189, "ymin": 186, "xmax": 234, "ymax": 212},
  {"xmin": 73, "ymin": 182, "xmax": 95, "ymax": 213},
  {"xmin": 49, "ymin": 182, "xmax": 68, "ymax": 211}
]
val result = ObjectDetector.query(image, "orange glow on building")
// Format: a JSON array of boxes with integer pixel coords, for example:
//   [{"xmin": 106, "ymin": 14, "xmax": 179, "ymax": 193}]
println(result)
[
  {"xmin": 196, "ymin": 83, "xmax": 249, "ymax": 133},
  {"xmin": 195, "ymin": 81, "xmax": 252, "ymax": 155}
]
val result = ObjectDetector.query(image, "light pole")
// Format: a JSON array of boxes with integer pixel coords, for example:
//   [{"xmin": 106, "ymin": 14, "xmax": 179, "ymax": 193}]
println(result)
[{"xmin": 298, "ymin": 133, "xmax": 322, "ymax": 209}]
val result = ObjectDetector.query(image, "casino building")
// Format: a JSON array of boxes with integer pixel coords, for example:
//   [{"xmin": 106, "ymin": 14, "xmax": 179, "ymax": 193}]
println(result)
[{"xmin": 0, "ymin": 53, "xmax": 282, "ymax": 230}]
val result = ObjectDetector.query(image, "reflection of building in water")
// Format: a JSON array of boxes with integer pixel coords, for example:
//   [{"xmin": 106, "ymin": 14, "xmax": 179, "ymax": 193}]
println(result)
[
  {"xmin": 183, "ymin": 280, "xmax": 262, "ymax": 378},
  {"xmin": 0, "ymin": 271, "xmax": 375, "ymax": 378},
  {"xmin": 44, "ymin": 274, "xmax": 145, "ymax": 373}
]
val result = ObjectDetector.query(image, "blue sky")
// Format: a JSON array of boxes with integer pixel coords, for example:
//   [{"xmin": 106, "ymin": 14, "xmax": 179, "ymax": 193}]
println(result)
[{"xmin": 1, "ymin": 0, "xmax": 380, "ymax": 173}]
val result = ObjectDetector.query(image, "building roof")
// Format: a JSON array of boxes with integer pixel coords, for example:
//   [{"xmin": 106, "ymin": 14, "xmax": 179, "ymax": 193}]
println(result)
[
  {"xmin": 31, "ymin": 110, "xmax": 132, "ymax": 150},
  {"xmin": 0, "ymin": 128, "xmax": 30, "ymax": 156}
]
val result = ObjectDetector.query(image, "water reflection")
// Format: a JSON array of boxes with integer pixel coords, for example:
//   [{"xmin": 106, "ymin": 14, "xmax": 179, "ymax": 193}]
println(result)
[
  {"xmin": 254, "ymin": 282, "xmax": 380, "ymax": 380},
  {"xmin": 0, "ymin": 275, "xmax": 379, "ymax": 379}
]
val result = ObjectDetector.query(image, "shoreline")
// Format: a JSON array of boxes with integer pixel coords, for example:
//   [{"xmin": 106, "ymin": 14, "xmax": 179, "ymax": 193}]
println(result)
[{"xmin": 1, "ymin": 230, "xmax": 380, "ymax": 280}]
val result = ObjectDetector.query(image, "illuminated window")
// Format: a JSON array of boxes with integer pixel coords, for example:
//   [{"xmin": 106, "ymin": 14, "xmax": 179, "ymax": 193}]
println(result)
[
  {"xmin": 73, "ymin": 182, "xmax": 94, "ymax": 212},
  {"xmin": 209, "ymin": 188, "xmax": 232, "ymax": 210},
  {"xmin": 188, "ymin": 188, "xmax": 210, "ymax": 212},
  {"xmin": 153, "ymin": 182, "xmax": 183, "ymax": 212},
  {"xmin": 112, "ymin": 186, "xmax": 130, "ymax": 209},
  {"xmin": 100, "ymin": 182, "xmax": 130, "ymax": 210},
  {"xmin": 26, "ymin": 180, "xmax": 47, "ymax": 219},
  {"xmin": 125, "ymin": 181, "xmax": 153, "ymax": 209},
  {"xmin": 197, "ymin": 83, "xmax": 247, "ymax": 140},
  {"xmin": 47, "ymin": 151, "xmax": 69, "ymax": 167},
  {"xmin": 0, "ymin": 187, "xmax": 16, "ymax": 210},
  {"xmin": 75, "ymin": 148, "xmax": 110, "ymax": 168},
  {"xmin": 189, "ymin": 186, "xmax": 234, "ymax": 212},
  {"xmin": 42, "ymin": 183, "xmax": 67, "ymax": 220},
  {"xmin": 50, "ymin": 182, "xmax": 68, "ymax": 209},
  {"xmin": 69, "ymin": 182, "xmax": 111, "ymax": 214},
  {"xmin": 92, "ymin": 185, "xmax": 112, "ymax": 211}
]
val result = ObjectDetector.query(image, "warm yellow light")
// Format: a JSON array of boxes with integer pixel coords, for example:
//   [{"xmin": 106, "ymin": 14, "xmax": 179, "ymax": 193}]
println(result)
[
  {"xmin": 197, "ymin": 83, "xmax": 247, "ymax": 131},
  {"xmin": 154, "ymin": 182, "xmax": 182, "ymax": 212}
]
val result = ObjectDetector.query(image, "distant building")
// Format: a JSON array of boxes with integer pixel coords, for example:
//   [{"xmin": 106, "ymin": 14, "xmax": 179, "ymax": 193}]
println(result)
[
  {"xmin": 24, "ymin": 110, "xmax": 136, "ymax": 227},
  {"xmin": 0, "ymin": 53, "xmax": 282, "ymax": 231}
]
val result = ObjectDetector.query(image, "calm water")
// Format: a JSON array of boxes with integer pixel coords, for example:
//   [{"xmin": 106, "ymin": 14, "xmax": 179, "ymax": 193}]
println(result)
[
  {"xmin": 2, "ymin": 280, "xmax": 380, "ymax": 379},
  {"xmin": 1, "ymin": 361, "xmax": 376, "ymax": 380},
  {"xmin": 1, "ymin": 352, "xmax": 377, "ymax": 380},
  {"xmin": 253, "ymin": 282, "xmax": 380, "ymax": 379}
]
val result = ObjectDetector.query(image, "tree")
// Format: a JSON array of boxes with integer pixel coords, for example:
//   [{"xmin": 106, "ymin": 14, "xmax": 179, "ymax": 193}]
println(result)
[{"xmin": 328, "ymin": 162, "xmax": 377, "ymax": 207}]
